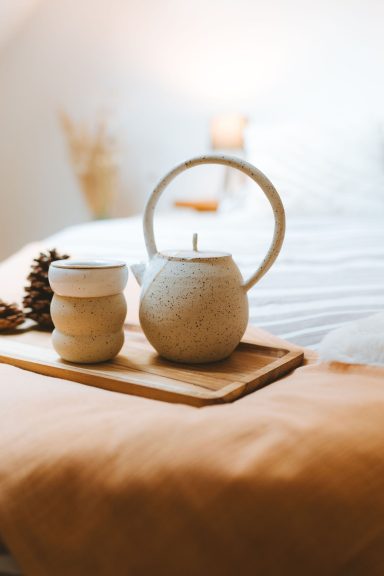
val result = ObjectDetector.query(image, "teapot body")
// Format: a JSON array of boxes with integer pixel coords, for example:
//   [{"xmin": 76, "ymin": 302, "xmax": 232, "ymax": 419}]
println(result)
[{"xmin": 139, "ymin": 254, "xmax": 248, "ymax": 363}]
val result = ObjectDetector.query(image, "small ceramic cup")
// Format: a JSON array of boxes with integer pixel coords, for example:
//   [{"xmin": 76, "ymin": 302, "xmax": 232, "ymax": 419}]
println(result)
[{"xmin": 48, "ymin": 260, "xmax": 128, "ymax": 363}]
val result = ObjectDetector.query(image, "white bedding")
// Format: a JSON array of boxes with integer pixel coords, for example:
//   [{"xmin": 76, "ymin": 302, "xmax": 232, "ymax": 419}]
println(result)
[
  {"xmin": 319, "ymin": 312, "xmax": 384, "ymax": 366},
  {"xmin": 45, "ymin": 211, "xmax": 384, "ymax": 350}
]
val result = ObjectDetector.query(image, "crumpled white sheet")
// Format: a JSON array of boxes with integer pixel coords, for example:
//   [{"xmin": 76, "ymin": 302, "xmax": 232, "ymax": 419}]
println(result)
[{"xmin": 319, "ymin": 313, "xmax": 384, "ymax": 366}]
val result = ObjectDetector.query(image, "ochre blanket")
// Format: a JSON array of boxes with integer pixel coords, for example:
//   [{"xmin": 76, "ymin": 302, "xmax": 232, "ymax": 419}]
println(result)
[{"xmin": 1, "ymin": 246, "xmax": 384, "ymax": 575}]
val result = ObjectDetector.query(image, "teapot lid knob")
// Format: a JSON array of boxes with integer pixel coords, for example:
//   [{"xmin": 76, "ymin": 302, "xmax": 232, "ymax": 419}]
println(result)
[{"xmin": 192, "ymin": 233, "xmax": 198, "ymax": 252}]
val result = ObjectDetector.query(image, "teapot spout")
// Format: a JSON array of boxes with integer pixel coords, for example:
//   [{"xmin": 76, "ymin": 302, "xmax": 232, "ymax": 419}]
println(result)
[{"xmin": 130, "ymin": 262, "xmax": 146, "ymax": 286}]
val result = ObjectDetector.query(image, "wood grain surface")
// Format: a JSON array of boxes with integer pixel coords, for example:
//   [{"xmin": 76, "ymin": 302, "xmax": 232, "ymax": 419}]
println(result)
[{"xmin": 0, "ymin": 325, "xmax": 304, "ymax": 407}]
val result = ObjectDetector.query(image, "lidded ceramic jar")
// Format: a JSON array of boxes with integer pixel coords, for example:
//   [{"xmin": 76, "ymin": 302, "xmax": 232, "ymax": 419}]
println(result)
[{"xmin": 48, "ymin": 260, "xmax": 128, "ymax": 363}]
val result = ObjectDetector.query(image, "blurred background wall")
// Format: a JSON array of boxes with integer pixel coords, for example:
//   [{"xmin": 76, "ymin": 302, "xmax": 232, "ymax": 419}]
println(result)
[{"xmin": 0, "ymin": 0, "xmax": 383, "ymax": 260}]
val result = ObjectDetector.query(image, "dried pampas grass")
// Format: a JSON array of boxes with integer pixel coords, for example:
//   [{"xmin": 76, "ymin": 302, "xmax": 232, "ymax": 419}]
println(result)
[{"xmin": 60, "ymin": 111, "xmax": 119, "ymax": 219}]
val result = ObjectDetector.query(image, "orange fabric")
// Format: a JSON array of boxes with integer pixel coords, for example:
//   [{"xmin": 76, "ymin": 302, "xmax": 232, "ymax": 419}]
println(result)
[
  {"xmin": 0, "ymin": 358, "xmax": 384, "ymax": 575},
  {"xmin": 1, "ymin": 244, "xmax": 384, "ymax": 575}
]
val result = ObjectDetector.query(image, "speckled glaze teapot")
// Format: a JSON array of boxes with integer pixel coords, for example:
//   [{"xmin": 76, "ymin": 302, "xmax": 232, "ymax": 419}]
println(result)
[{"xmin": 131, "ymin": 155, "xmax": 285, "ymax": 364}]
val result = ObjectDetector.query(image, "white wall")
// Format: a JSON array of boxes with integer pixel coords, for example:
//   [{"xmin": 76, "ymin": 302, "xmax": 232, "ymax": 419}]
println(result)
[
  {"xmin": 0, "ymin": 0, "xmax": 44, "ymax": 49},
  {"xmin": 0, "ymin": 0, "xmax": 384, "ymax": 259}
]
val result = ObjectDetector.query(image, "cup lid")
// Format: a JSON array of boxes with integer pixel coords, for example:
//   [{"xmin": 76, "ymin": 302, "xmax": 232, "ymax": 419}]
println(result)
[
  {"xmin": 49, "ymin": 259, "xmax": 128, "ymax": 298},
  {"xmin": 51, "ymin": 259, "xmax": 126, "ymax": 270}
]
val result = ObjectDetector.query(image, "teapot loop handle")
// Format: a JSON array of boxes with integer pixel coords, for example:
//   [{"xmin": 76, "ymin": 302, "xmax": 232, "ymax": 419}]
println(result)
[{"xmin": 143, "ymin": 155, "xmax": 285, "ymax": 292}]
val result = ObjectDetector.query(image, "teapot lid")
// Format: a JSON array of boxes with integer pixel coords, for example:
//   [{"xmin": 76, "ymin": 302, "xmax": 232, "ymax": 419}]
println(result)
[{"xmin": 159, "ymin": 233, "xmax": 231, "ymax": 262}]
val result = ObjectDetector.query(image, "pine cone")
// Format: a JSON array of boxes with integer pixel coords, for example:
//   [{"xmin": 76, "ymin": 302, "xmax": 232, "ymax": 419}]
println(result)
[
  {"xmin": 23, "ymin": 249, "xmax": 69, "ymax": 330},
  {"xmin": 0, "ymin": 300, "xmax": 25, "ymax": 331}
]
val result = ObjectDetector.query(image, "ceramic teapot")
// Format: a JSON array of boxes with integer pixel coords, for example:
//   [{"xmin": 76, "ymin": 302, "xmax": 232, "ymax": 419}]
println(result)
[{"xmin": 131, "ymin": 155, "xmax": 285, "ymax": 364}]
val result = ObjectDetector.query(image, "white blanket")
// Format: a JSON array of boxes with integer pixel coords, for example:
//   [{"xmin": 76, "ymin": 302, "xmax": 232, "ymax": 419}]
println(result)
[
  {"xmin": 319, "ymin": 313, "xmax": 384, "ymax": 366},
  {"xmin": 45, "ymin": 212, "xmax": 384, "ymax": 350}
]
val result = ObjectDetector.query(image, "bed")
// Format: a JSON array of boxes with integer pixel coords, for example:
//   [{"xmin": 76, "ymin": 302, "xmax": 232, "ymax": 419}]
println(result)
[
  {"xmin": 14, "ymin": 210, "xmax": 384, "ymax": 350},
  {"xmin": 0, "ymin": 211, "xmax": 384, "ymax": 575}
]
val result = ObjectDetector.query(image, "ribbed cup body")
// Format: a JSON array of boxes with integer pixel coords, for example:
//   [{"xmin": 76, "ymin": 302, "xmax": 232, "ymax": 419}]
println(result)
[
  {"xmin": 49, "ymin": 260, "xmax": 128, "ymax": 364},
  {"xmin": 51, "ymin": 293, "xmax": 127, "ymax": 363}
]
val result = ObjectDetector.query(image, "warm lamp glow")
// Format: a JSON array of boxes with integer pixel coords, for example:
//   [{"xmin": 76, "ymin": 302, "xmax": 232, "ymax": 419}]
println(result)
[{"xmin": 210, "ymin": 114, "xmax": 247, "ymax": 150}]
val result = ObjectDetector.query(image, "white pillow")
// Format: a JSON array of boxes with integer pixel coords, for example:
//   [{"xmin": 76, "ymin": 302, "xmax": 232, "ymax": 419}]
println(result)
[
  {"xmin": 245, "ymin": 119, "xmax": 384, "ymax": 217},
  {"xmin": 319, "ymin": 313, "xmax": 384, "ymax": 366}
]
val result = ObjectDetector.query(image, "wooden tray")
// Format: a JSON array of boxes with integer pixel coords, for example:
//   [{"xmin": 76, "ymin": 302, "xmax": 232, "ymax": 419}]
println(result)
[{"xmin": 0, "ymin": 326, "xmax": 304, "ymax": 407}]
